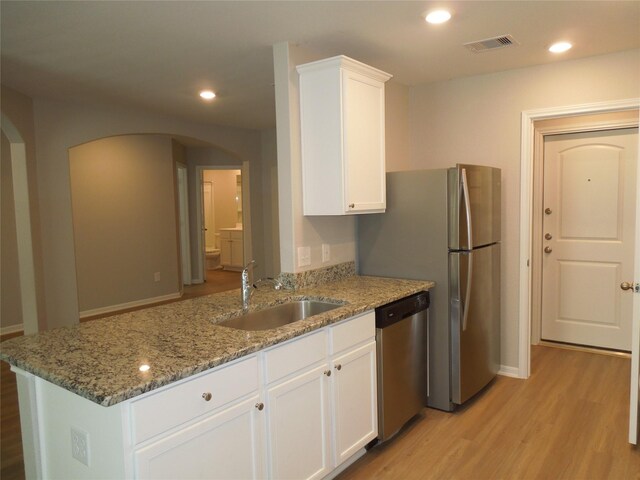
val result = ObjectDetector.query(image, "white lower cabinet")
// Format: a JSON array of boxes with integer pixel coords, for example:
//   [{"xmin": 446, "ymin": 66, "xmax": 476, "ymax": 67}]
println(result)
[
  {"xmin": 135, "ymin": 394, "xmax": 265, "ymax": 480},
  {"xmin": 264, "ymin": 311, "xmax": 377, "ymax": 480},
  {"xmin": 331, "ymin": 341, "xmax": 377, "ymax": 466},
  {"xmin": 266, "ymin": 364, "xmax": 332, "ymax": 480},
  {"xmin": 13, "ymin": 311, "xmax": 376, "ymax": 480}
]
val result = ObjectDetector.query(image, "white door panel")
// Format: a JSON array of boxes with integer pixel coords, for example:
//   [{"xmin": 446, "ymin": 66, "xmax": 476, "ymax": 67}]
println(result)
[{"xmin": 541, "ymin": 128, "xmax": 638, "ymax": 351}]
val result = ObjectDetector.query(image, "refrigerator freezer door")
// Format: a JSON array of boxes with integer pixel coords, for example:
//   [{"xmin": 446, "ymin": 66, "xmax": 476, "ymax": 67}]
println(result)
[
  {"xmin": 448, "ymin": 165, "xmax": 501, "ymax": 250},
  {"xmin": 450, "ymin": 243, "xmax": 501, "ymax": 404}
]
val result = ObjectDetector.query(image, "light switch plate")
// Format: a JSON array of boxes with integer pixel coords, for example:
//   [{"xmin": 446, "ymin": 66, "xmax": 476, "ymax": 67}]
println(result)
[
  {"xmin": 322, "ymin": 244, "xmax": 330, "ymax": 263},
  {"xmin": 297, "ymin": 246, "xmax": 311, "ymax": 267}
]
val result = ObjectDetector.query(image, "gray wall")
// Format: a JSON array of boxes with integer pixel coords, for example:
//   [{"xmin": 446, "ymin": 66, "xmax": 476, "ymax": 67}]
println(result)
[
  {"xmin": 407, "ymin": 49, "xmax": 640, "ymax": 369},
  {"xmin": 69, "ymin": 135, "xmax": 181, "ymax": 313},
  {"xmin": 31, "ymin": 97, "xmax": 262, "ymax": 329}
]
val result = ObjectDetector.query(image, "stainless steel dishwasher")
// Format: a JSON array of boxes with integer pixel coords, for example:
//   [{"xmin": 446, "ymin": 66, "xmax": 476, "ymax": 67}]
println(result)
[{"xmin": 375, "ymin": 291, "xmax": 429, "ymax": 441}]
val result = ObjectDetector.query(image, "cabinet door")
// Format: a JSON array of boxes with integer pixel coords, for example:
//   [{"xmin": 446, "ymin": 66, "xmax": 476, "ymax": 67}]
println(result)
[
  {"xmin": 266, "ymin": 364, "xmax": 332, "ymax": 480},
  {"xmin": 220, "ymin": 240, "xmax": 232, "ymax": 266},
  {"xmin": 135, "ymin": 395, "xmax": 265, "ymax": 480},
  {"xmin": 331, "ymin": 341, "xmax": 377, "ymax": 466},
  {"xmin": 342, "ymin": 69, "xmax": 386, "ymax": 213},
  {"xmin": 231, "ymin": 238, "xmax": 244, "ymax": 267}
]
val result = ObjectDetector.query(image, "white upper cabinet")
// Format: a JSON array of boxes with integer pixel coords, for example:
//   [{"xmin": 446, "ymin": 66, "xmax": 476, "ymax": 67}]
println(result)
[{"xmin": 297, "ymin": 56, "xmax": 392, "ymax": 215}]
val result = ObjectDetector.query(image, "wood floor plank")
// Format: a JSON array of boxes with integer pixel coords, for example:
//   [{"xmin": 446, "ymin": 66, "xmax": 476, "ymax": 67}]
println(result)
[{"xmin": 338, "ymin": 345, "xmax": 640, "ymax": 480}]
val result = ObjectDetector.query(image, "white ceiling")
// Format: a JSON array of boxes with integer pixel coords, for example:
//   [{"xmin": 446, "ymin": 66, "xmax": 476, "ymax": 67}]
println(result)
[{"xmin": 2, "ymin": 1, "xmax": 639, "ymax": 130}]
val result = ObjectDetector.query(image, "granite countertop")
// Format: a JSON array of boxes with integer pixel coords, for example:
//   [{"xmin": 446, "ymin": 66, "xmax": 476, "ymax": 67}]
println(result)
[{"xmin": 0, "ymin": 275, "xmax": 433, "ymax": 407}]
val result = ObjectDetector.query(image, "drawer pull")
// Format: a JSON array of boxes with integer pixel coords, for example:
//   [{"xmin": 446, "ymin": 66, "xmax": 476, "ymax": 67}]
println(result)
[
  {"xmin": 202, "ymin": 392, "xmax": 212, "ymax": 402},
  {"xmin": 255, "ymin": 402, "xmax": 264, "ymax": 411},
  {"xmin": 335, "ymin": 364, "xmax": 342, "ymax": 371},
  {"xmin": 324, "ymin": 370, "xmax": 332, "ymax": 377}
]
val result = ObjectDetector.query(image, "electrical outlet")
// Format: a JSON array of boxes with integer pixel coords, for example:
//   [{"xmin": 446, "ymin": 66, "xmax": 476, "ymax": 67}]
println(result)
[
  {"xmin": 297, "ymin": 246, "xmax": 311, "ymax": 267},
  {"xmin": 71, "ymin": 427, "xmax": 90, "ymax": 466},
  {"xmin": 322, "ymin": 244, "xmax": 330, "ymax": 263},
  {"xmin": 154, "ymin": 272, "xmax": 161, "ymax": 282}
]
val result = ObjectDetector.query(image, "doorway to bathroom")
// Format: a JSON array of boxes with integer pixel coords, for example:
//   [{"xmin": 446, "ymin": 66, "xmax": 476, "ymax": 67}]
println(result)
[{"xmin": 197, "ymin": 167, "xmax": 244, "ymax": 290}]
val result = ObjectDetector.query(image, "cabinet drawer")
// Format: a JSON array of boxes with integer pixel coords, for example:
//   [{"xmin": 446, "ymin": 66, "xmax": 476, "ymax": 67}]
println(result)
[
  {"xmin": 264, "ymin": 330, "xmax": 327, "ymax": 384},
  {"xmin": 131, "ymin": 355, "xmax": 258, "ymax": 444},
  {"xmin": 330, "ymin": 311, "xmax": 375, "ymax": 354}
]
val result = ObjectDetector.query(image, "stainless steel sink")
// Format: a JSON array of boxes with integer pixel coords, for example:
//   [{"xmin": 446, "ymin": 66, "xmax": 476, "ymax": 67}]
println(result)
[{"xmin": 219, "ymin": 300, "xmax": 342, "ymax": 331}]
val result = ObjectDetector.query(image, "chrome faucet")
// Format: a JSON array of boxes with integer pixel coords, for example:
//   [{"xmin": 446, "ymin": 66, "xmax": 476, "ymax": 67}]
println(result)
[
  {"xmin": 241, "ymin": 260, "xmax": 256, "ymax": 311},
  {"xmin": 253, "ymin": 277, "xmax": 283, "ymax": 291}
]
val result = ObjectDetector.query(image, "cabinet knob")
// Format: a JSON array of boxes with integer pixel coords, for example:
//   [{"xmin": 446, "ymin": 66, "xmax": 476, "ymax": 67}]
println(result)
[
  {"xmin": 255, "ymin": 402, "xmax": 264, "ymax": 411},
  {"xmin": 348, "ymin": 203, "xmax": 355, "ymax": 209},
  {"xmin": 334, "ymin": 364, "xmax": 342, "ymax": 371},
  {"xmin": 544, "ymin": 233, "xmax": 552, "ymax": 240},
  {"xmin": 544, "ymin": 246, "xmax": 552, "ymax": 254},
  {"xmin": 621, "ymin": 282, "xmax": 635, "ymax": 291},
  {"xmin": 324, "ymin": 370, "xmax": 332, "ymax": 377},
  {"xmin": 202, "ymin": 392, "xmax": 212, "ymax": 402},
  {"xmin": 545, "ymin": 207, "xmax": 552, "ymax": 215}
]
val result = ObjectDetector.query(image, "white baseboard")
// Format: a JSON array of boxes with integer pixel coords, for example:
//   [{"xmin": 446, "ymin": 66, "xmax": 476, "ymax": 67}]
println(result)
[
  {"xmin": 79, "ymin": 292, "xmax": 182, "ymax": 319},
  {"xmin": 1, "ymin": 323, "xmax": 24, "ymax": 336},
  {"xmin": 498, "ymin": 365, "xmax": 522, "ymax": 378}
]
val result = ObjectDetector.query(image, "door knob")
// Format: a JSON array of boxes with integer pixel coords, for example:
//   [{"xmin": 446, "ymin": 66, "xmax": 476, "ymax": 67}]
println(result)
[
  {"xmin": 621, "ymin": 282, "xmax": 634, "ymax": 291},
  {"xmin": 545, "ymin": 208, "xmax": 552, "ymax": 215},
  {"xmin": 544, "ymin": 246, "xmax": 552, "ymax": 254},
  {"xmin": 545, "ymin": 233, "xmax": 552, "ymax": 240}
]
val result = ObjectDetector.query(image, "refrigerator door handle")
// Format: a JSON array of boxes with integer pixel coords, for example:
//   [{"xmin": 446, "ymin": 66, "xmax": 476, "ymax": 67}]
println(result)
[
  {"xmin": 461, "ymin": 168, "xmax": 473, "ymax": 249},
  {"xmin": 462, "ymin": 252, "xmax": 473, "ymax": 331}
]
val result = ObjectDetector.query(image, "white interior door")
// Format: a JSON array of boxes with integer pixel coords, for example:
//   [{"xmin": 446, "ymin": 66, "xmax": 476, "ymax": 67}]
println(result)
[
  {"xmin": 203, "ymin": 182, "xmax": 215, "ymax": 249},
  {"xmin": 541, "ymin": 128, "xmax": 638, "ymax": 351}
]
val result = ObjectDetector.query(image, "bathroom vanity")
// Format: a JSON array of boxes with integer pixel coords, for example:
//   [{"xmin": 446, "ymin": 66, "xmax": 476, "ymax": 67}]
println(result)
[
  {"xmin": 219, "ymin": 227, "xmax": 244, "ymax": 270},
  {"xmin": 1, "ymin": 273, "xmax": 433, "ymax": 479}
]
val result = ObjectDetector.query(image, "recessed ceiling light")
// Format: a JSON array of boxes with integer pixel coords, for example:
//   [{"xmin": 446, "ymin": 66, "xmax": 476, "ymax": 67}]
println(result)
[
  {"xmin": 549, "ymin": 42, "xmax": 572, "ymax": 53},
  {"xmin": 425, "ymin": 10, "xmax": 452, "ymax": 24},
  {"xmin": 199, "ymin": 90, "xmax": 216, "ymax": 100}
]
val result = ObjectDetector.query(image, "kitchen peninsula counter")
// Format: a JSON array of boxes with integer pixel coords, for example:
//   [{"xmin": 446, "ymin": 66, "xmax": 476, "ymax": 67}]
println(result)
[{"xmin": 0, "ymin": 275, "xmax": 433, "ymax": 407}]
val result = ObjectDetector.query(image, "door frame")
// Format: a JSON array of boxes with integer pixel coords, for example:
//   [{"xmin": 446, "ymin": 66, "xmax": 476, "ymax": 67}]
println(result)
[
  {"xmin": 194, "ymin": 165, "xmax": 249, "ymax": 283},
  {"xmin": 530, "ymin": 111, "xmax": 639, "ymax": 346},
  {"xmin": 518, "ymin": 98, "xmax": 640, "ymax": 378},
  {"xmin": 176, "ymin": 163, "xmax": 191, "ymax": 286},
  {"xmin": 1, "ymin": 112, "xmax": 41, "ymax": 334}
]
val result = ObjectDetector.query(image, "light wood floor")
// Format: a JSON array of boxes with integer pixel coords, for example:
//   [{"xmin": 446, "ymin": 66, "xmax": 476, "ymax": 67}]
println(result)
[
  {"xmin": 338, "ymin": 345, "xmax": 640, "ymax": 480},
  {"xmin": 0, "ymin": 269, "xmax": 240, "ymax": 480}
]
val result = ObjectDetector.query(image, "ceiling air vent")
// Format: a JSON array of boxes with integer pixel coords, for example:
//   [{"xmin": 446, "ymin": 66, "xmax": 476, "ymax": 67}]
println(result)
[{"xmin": 464, "ymin": 34, "xmax": 519, "ymax": 53}]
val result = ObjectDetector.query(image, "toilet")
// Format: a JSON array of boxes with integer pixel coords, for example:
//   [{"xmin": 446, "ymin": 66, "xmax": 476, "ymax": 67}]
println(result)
[{"xmin": 206, "ymin": 233, "xmax": 221, "ymax": 270}]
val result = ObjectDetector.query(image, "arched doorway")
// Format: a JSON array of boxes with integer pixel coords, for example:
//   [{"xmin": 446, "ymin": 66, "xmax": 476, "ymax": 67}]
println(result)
[{"xmin": 1, "ymin": 113, "xmax": 40, "ymax": 334}]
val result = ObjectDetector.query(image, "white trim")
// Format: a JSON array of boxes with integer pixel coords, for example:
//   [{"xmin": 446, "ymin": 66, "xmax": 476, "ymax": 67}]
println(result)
[
  {"xmin": 1, "ymin": 324, "xmax": 24, "ymax": 336},
  {"xmin": 497, "ymin": 365, "xmax": 521, "ymax": 378},
  {"xmin": 78, "ymin": 292, "xmax": 182, "ymax": 319},
  {"xmin": 519, "ymin": 98, "xmax": 640, "ymax": 379},
  {"xmin": 1, "ymin": 113, "xmax": 41, "ymax": 334},
  {"xmin": 177, "ymin": 164, "xmax": 191, "ymax": 286},
  {"xmin": 195, "ymin": 165, "xmax": 247, "ymax": 283}
]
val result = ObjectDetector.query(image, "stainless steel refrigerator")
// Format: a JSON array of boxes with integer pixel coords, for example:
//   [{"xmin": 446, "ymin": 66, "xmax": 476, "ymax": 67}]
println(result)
[{"xmin": 357, "ymin": 164, "xmax": 501, "ymax": 412}]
